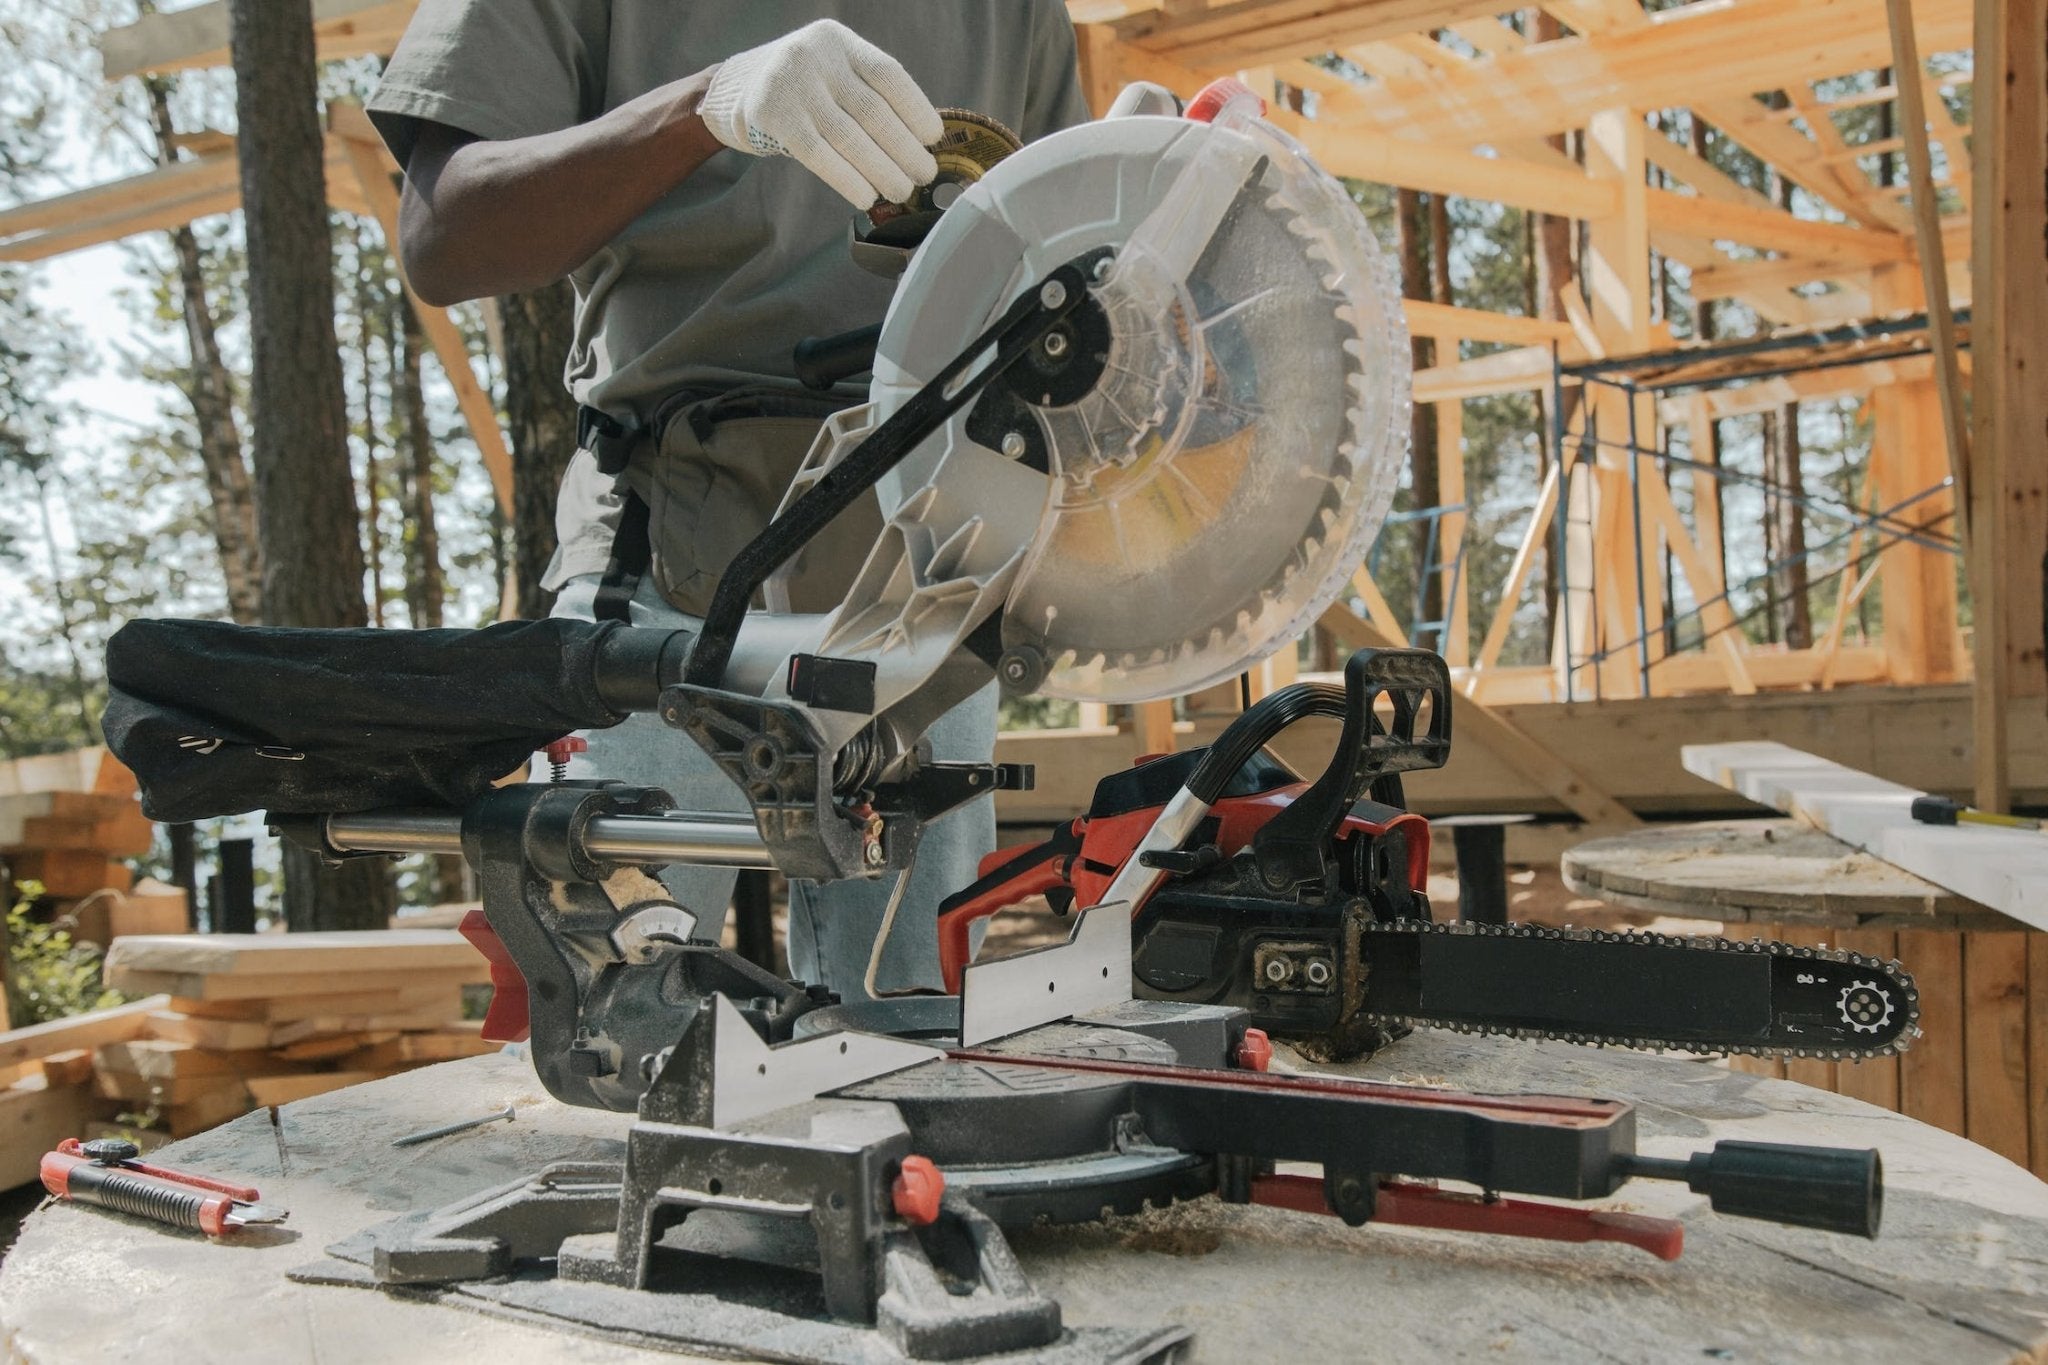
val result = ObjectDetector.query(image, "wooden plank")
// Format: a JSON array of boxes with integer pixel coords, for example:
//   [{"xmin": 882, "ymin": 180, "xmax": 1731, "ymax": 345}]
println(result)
[
  {"xmin": 93, "ymin": 1068, "xmax": 251, "ymax": 1108},
  {"xmin": 34, "ymin": 1049, "xmax": 96, "ymax": 1088},
  {"xmin": 1969, "ymin": 0, "xmax": 2048, "ymax": 815},
  {"xmin": 1117, "ymin": 0, "xmax": 1509, "ymax": 70},
  {"xmin": 1962, "ymin": 932, "xmax": 2032, "ymax": 1166},
  {"xmin": 112, "ymin": 965, "xmax": 485, "ymax": 1003},
  {"xmin": 0, "ymin": 1076, "xmax": 101, "ymax": 1190},
  {"xmin": 144, "ymin": 1011, "xmax": 275, "ymax": 1051},
  {"xmin": 1311, "ymin": 0, "xmax": 1976, "ymax": 146},
  {"xmin": 2032, "ymin": 933, "xmax": 2048, "ymax": 1179},
  {"xmin": 104, "ymin": 929, "xmax": 483, "ymax": 979},
  {"xmin": 1402, "ymin": 300, "xmax": 1575, "ymax": 348},
  {"xmin": 95, "ymin": 1040, "xmax": 278, "ymax": 1081},
  {"xmin": 1269, "ymin": 110, "xmax": 1618, "ymax": 221},
  {"xmin": 1681, "ymin": 742, "xmax": 2048, "ymax": 931},
  {"xmin": 1897, "ymin": 929, "xmax": 1966, "ymax": 1134},
  {"xmin": 98, "ymin": 0, "xmax": 416, "ymax": 80},
  {"xmin": 1643, "ymin": 188, "xmax": 1911, "ymax": 266},
  {"xmin": 0, "ymin": 996, "xmax": 168, "ymax": 1072}
]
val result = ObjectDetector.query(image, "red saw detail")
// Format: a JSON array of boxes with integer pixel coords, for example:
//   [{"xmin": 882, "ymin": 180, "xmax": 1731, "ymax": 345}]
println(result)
[
  {"xmin": 932, "ymin": 760, "xmax": 1430, "ymax": 994},
  {"xmin": 1235, "ymin": 1028, "xmax": 1273, "ymax": 1072},
  {"xmin": 460, "ymin": 907, "xmax": 531, "ymax": 1042},
  {"xmin": 1186, "ymin": 77, "xmax": 1267, "ymax": 123},
  {"xmin": 1249, "ymin": 1173, "xmax": 1684, "ymax": 1261}
]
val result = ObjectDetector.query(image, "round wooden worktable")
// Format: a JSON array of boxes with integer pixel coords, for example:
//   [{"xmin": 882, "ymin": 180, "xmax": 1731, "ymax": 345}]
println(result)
[
  {"xmin": 1562, "ymin": 817, "xmax": 2013, "ymax": 931},
  {"xmin": 4, "ymin": 1031, "xmax": 2045, "ymax": 1364}
]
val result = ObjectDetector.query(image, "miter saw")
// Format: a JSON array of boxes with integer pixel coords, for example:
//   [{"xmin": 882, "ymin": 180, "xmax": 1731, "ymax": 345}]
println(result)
[{"xmin": 102, "ymin": 80, "xmax": 1912, "ymax": 1363}]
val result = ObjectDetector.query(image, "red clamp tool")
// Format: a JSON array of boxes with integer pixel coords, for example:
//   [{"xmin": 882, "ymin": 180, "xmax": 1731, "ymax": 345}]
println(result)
[{"xmin": 41, "ymin": 1138, "xmax": 288, "ymax": 1237}]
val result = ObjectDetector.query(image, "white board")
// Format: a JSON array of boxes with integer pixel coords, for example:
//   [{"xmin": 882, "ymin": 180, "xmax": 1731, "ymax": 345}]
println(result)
[{"xmin": 1681, "ymin": 740, "xmax": 2048, "ymax": 932}]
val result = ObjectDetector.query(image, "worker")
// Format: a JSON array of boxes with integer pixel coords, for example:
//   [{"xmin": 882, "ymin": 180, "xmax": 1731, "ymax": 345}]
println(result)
[{"xmin": 367, "ymin": 6, "xmax": 1089, "ymax": 998}]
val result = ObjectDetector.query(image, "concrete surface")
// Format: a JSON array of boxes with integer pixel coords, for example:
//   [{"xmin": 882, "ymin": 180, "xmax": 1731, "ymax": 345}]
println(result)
[{"xmin": 3, "ymin": 1031, "xmax": 2045, "ymax": 1364}]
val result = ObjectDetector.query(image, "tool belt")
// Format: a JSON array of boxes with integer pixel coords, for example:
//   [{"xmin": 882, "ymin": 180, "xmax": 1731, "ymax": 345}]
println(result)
[{"xmin": 582, "ymin": 386, "xmax": 859, "ymax": 624}]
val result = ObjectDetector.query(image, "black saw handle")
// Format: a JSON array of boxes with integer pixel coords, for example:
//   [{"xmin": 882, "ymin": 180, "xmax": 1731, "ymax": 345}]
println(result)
[
  {"xmin": 1616, "ymin": 1141, "xmax": 1882, "ymax": 1239},
  {"xmin": 1247, "ymin": 648, "xmax": 1451, "ymax": 894}
]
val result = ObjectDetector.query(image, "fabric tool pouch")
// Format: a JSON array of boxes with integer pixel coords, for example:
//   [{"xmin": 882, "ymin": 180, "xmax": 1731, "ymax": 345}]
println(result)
[
  {"xmin": 100, "ymin": 616, "xmax": 630, "ymax": 821},
  {"xmin": 621, "ymin": 384, "xmax": 873, "ymax": 617}
]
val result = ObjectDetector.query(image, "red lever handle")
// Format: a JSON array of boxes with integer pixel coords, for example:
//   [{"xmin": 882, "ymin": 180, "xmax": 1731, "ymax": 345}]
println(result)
[
  {"xmin": 1249, "ymin": 1173, "xmax": 1683, "ymax": 1261},
  {"xmin": 460, "ymin": 907, "xmax": 532, "ymax": 1042}
]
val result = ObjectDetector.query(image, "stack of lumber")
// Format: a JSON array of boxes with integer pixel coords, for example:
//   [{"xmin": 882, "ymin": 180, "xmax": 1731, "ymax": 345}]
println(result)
[
  {"xmin": 0, "ymin": 930, "xmax": 498, "ymax": 1189},
  {"xmin": 0, "ymin": 746, "xmax": 154, "ymax": 903}
]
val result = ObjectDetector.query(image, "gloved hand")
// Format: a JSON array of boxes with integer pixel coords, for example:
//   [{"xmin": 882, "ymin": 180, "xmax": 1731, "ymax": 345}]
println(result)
[{"xmin": 699, "ymin": 19, "xmax": 944, "ymax": 210}]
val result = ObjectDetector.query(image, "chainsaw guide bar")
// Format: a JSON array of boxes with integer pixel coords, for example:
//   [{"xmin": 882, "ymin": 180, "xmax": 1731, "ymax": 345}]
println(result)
[{"xmin": 1355, "ymin": 918, "xmax": 1922, "ymax": 1061}]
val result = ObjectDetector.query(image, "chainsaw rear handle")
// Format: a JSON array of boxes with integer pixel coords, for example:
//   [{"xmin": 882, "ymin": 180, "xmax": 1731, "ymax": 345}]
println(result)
[{"xmin": 1615, "ymin": 1140, "xmax": 1882, "ymax": 1239}]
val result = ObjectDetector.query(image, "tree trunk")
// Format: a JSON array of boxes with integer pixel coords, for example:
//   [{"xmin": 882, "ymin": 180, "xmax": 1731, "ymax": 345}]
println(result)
[
  {"xmin": 499, "ymin": 281, "xmax": 580, "ymax": 620},
  {"xmin": 355, "ymin": 225, "xmax": 386, "ymax": 628},
  {"xmin": 1396, "ymin": 188, "xmax": 1439, "ymax": 641},
  {"xmin": 1774, "ymin": 403, "xmax": 1813, "ymax": 648},
  {"xmin": 394, "ymin": 299, "xmax": 445, "ymax": 629},
  {"xmin": 228, "ymin": 0, "xmax": 393, "ymax": 931},
  {"xmin": 1770, "ymin": 171, "xmax": 1811, "ymax": 648},
  {"xmin": 145, "ymin": 79, "xmax": 262, "ymax": 626},
  {"xmin": 1689, "ymin": 112, "xmax": 1730, "ymax": 593}
]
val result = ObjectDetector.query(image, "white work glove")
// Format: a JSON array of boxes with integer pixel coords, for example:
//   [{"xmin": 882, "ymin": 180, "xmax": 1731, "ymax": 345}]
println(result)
[{"xmin": 699, "ymin": 19, "xmax": 944, "ymax": 210}]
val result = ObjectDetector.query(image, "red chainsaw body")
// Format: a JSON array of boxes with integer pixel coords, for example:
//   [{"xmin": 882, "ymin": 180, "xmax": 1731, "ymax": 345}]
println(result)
[{"xmin": 934, "ymin": 752, "xmax": 1430, "ymax": 995}]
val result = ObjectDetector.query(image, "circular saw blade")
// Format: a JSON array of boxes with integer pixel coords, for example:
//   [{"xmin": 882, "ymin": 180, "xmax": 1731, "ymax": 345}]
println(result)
[
  {"xmin": 866, "ymin": 113, "xmax": 1409, "ymax": 705},
  {"xmin": 1006, "ymin": 115, "xmax": 1409, "ymax": 702}
]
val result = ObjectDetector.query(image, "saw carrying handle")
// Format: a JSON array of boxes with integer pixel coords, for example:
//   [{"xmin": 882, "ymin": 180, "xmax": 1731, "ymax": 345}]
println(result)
[
  {"xmin": 1248, "ymin": 648, "xmax": 1451, "ymax": 893},
  {"xmin": 1616, "ymin": 1141, "xmax": 1883, "ymax": 1239}
]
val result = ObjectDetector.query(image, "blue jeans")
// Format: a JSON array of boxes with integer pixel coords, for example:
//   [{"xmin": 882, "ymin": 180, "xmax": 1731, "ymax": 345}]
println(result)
[{"xmin": 551, "ymin": 574, "xmax": 997, "ymax": 999}]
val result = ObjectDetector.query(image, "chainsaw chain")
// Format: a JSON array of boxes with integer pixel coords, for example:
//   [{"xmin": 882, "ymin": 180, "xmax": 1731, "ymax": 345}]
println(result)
[{"xmin": 1356, "ymin": 919, "xmax": 1923, "ymax": 1061}]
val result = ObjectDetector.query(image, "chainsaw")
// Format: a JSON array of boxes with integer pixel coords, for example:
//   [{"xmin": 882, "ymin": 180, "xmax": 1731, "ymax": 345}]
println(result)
[
  {"xmin": 938, "ymin": 645, "xmax": 1920, "ymax": 1063},
  {"xmin": 100, "ymin": 78, "xmax": 1905, "ymax": 1363}
]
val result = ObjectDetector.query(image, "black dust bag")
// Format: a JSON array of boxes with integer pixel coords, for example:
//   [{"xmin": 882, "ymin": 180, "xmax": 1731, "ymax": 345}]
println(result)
[{"xmin": 101, "ymin": 617, "xmax": 628, "ymax": 822}]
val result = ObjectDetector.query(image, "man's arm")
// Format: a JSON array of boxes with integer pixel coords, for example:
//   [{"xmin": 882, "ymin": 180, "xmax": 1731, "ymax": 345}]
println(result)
[
  {"xmin": 396, "ymin": 19, "xmax": 944, "ymax": 307},
  {"xmin": 399, "ymin": 75, "xmax": 720, "ymax": 307}
]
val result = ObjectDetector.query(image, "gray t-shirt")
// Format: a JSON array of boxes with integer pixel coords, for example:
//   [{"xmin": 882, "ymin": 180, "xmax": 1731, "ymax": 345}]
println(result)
[{"xmin": 368, "ymin": 1, "xmax": 1091, "ymax": 427}]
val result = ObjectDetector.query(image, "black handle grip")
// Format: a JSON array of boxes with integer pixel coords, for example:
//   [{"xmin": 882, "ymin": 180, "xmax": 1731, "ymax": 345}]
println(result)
[
  {"xmin": 1619, "ymin": 1140, "xmax": 1882, "ymax": 1239},
  {"xmin": 793, "ymin": 324, "xmax": 884, "ymax": 391}
]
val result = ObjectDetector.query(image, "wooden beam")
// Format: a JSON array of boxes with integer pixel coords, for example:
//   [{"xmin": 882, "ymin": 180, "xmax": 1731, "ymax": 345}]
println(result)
[
  {"xmin": 1270, "ymin": 109, "xmax": 1619, "ymax": 221},
  {"xmin": 1114, "ymin": 0, "xmax": 1510, "ymax": 71},
  {"xmin": 1412, "ymin": 344, "xmax": 1569, "ymax": 404},
  {"xmin": 1655, "ymin": 353, "xmax": 1942, "ymax": 424},
  {"xmin": 1683, "ymin": 741, "xmax": 2048, "ymax": 931},
  {"xmin": 1644, "ymin": 187, "xmax": 1912, "ymax": 266},
  {"xmin": 1402, "ymin": 300, "xmax": 1574, "ymax": 348},
  {"xmin": 99, "ymin": 0, "xmax": 417, "ymax": 80},
  {"xmin": 1688, "ymin": 254, "xmax": 1875, "ymax": 302},
  {"xmin": 1966, "ymin": 0, "xmax": 2046, "ymax": 816},
  {"xmin": 332, "ymin": 104, "xmax": 514, "ymax": 516},
  {"xmin": 1313, "ymin": 0, "xmax": 1975, "ymax": 148},
  {"xmin": 1888, "ymin": 0, "xmax": 1973, "ymax": 510}
]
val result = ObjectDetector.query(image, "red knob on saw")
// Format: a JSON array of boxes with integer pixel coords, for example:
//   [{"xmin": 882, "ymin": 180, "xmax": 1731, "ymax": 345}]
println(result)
[
  {"xmin": 1236, "ymin": 1027, "xmax": 1274, "ymax": 1072},
  {"xmin": 543, "ymin": 735, "xmax": 588, "ymax": 783},
  {"xmin": 892, "ymin": 1155, "xmax": 945, "ymax": 1226},
  {"xmin": 1186, "ymin": 77, "xmax": 1267, "ymax": 123}
]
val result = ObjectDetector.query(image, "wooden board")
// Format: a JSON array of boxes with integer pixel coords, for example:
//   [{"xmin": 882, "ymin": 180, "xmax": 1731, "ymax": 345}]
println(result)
[
  {"xmin": 1681, "ymin": 741, "xmax": 2048, "ymax": 930},
  {"xmin": 0, "ymin": 996, "xmax": 168, "ymax": 1071},
  {"xmin": 1896, "ymin": 929, "xmax": 1966, "ymax": 1136},
  {"xmin": 94, "ymin": 1040, "xmax": 279, "ymax": 1082},
  {"xmin": 143, "ymin": 1011, "xmax": 276, "ymax": 1051},
  {"xmin": 103, "ymin": 929, "xmax": 485, "ymax": 978},
  {"xmin": 92, "ymin": 1067, "xmax": 249, "ymax": 1109},
  {"xmin": 0, "ymin": 1075, "xmax": 101, "ymax": 1190},
  {"xmin": 109, "ymin": 966, "xmax": 485, "ymax": 1003},
  {"xmin": 245, "ymin": 1071, "xmax": 391, "ymax": 1107}
]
